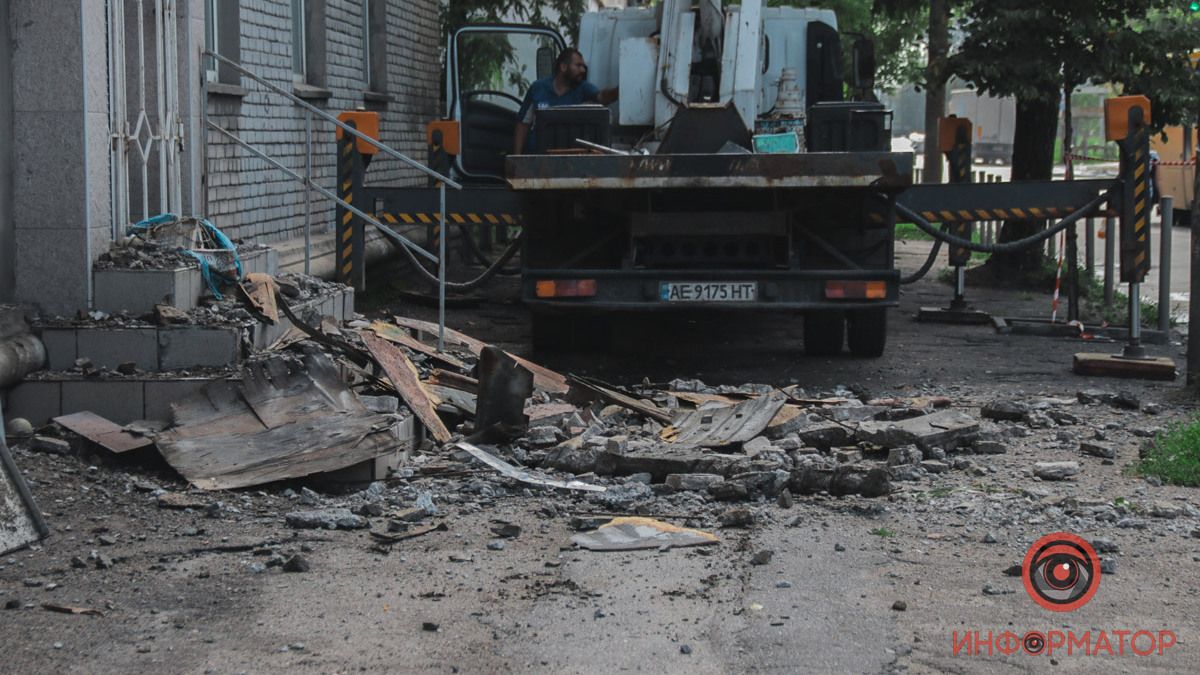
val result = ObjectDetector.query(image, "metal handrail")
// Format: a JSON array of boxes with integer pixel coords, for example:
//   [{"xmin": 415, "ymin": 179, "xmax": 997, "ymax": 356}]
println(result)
[
  {"xmin": 202, "ymin": 49, "xmax": 457, "ymax": 348},
  {"xmin": 204, "ymin": 50, "xmax": 462, "ymax": 190},
  {"xmin": 206, "ymin": 120, "xmax": 438, "ymax": 262}
]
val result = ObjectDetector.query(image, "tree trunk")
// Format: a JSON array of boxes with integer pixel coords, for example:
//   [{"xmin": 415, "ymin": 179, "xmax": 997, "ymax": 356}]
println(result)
[
  {"xmin": 989, "ymin": 94, "xmax": 1060, "ymax": 271},
  {"xmin": 922, "ymin": 0, "xmax": 949, "ymax": 184}
]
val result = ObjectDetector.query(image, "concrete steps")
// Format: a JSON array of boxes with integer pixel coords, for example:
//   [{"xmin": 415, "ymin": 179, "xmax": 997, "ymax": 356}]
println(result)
[
  {"xmin": 92, "ymin": 247, "xmax": 279, "ymax": 315},
  {"xmin": 6, "ymin": 284, "xmax": 356, "ymax": 426}
]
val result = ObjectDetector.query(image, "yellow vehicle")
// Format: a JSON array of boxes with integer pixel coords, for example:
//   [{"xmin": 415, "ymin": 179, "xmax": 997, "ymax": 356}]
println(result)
[{"xmin": 1151, "ymin": 125, "xmax": 1196, "ymax": 226}]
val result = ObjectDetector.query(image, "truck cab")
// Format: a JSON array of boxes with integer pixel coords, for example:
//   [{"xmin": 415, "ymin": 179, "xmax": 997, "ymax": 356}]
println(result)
[{"xmin": 436, "ymin": 2, "xmax": 909, "ymax": 357}]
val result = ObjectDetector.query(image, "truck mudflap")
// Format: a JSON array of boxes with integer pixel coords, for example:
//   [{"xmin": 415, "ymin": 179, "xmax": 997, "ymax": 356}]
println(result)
[{"xmin": 522, "ymin": 268, "xmax": 900, "ymax": 312}]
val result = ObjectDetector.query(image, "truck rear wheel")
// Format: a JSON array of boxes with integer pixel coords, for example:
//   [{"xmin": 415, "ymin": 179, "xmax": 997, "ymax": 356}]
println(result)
[
  {"xmin": 847, "ymin": 308, "xmax": 887, "ymax": 357},
  {"xmin": 804, "ymin": 311, "xmax": 845, "ymax": 356}
]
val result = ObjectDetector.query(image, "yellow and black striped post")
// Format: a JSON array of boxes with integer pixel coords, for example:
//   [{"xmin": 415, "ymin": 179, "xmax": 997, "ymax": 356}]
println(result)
[
  {"xmin": 1117, "ymin": 110, "xmax": 1152, "ymax": 285},
  {"xmin": 336, "ymin": 122, "xmax": 367, "ymax": 291}
]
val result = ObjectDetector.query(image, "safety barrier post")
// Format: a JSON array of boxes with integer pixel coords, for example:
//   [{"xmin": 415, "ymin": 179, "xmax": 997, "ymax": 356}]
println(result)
[
  {"xmin": 335, "ymin": 123, "xmax": 366, "ymax": 291},
  {"xmin": 1114, "ymin": 98, "xmax": 1153, "ymax": 358},
  {"xmin": 1104, "ymin": 215, "xmax": 1116, "ymax": 307}
]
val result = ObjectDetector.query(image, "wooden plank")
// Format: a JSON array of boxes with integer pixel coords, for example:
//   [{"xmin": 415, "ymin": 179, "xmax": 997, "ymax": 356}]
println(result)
[
  {"xmin": 1072, "ymin": 353, "xmax": 1177, "ymax": 381},
  {"xmin": 393, "ymin": 316, "xmax": 569, "ymax": 394},
  {"xmin": 428, "ymin": 369, "xmax": 479, "ymax": 393},
  {"xmin": 52, "ymin": 411, "xmax": 154, "ymax": 454},
  {"xmin": 426, "ymin": 384, "xmax": 477, "ymax": 415},
  {"xmin": 361, "ymin": 332, "xmax": 452, "ymax": 443},
  {"xmin": 369, "ymin": 321, "xmax": 470, "ymax": 371}
]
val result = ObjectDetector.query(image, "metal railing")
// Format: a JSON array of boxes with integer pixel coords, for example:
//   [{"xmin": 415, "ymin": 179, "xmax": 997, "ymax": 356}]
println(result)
[{"xmin": 201, "ymin": 50, "xmax": 461, "ymax": 348}]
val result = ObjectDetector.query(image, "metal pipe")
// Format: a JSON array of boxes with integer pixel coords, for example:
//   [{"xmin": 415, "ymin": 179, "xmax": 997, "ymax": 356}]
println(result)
[
  {"xmin": 206, "ymin": 120, "xmax": 439, "ymax": 263},
  {"xmin": 1104, "ymin": 215, "xmax": 1116, "ymax": 307},
  {"xmin": 204, "ymin": 50, "xmax": 462, "ymax": 190},
  {"xmin": 1085, "ymin": 217, "xmax": 1094, "ymax": 276},
  {"xmin": 1189, "ymin": 200, "xmax": 1200, "ymax": 385},
  {"xmin": 438, "ymin": 182, "xmax": 447, "ymax": 352},
  {"xmin": 1067, "ymin": 222, "xmax": 1079, "ymax": 322},
  {"xmin": 304, "ymin": 109, "xmax": 312, "ymax": 275},
  {"xmin": 1125, "ymin": 281, "xmax": 1144, "ymax": 358},
  {"xmin": 1160, "ymin": 197, "xmax": 1173, "ymax": 333}
]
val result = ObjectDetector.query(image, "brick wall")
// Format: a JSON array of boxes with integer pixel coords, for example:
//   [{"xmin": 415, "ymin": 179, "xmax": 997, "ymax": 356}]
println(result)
[{"xmin": 204, "ymin": 0, "xmax": 442, "ymax": 243}]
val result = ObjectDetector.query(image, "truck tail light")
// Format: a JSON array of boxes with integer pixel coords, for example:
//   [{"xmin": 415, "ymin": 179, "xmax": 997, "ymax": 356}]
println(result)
[
  {"xmin": 825, "ymin": 280, "xmax": 887, "ymax": 300},
  {"xmin": 535, "ymin": 279, "xmax": 597, "ymax": 298}
]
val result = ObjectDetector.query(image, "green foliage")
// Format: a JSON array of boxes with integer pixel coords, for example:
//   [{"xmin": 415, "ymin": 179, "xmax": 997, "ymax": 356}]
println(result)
[
  {"xmin": 952, "ymin": 1, "xmax": 1200, "ymax": 130},
  {"xmin": 1139, "ymin": 418, "xmax": 1200, "ymax": 486},
  {"xmin": 869, "ymin": 527, "xmax": 897, "ymax": 537}
]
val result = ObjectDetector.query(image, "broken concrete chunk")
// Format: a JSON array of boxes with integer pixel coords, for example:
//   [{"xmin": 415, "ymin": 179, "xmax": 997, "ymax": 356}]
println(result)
[
  {"xmin": 794, "ymin": 421, "xmax": 851, "ymax": 449},
  {"xmin": 920, "ymin": 460, "xmax": 950, "ymax": 474},
  {"xmin": 523, "ymin": 426, "xmax": 562, "ymax": 448},
  {"xmin": 1077, "ymin": 389, "xmax": 1116, "ymax": 405},
  {"xmin": 886, "ymin": 445, "xmax": 923, "ymax": 466},
  {"xmin": 30, "ymin": 436, "xmax": 72, "ymax": 455},
  {"xmin": 541, "ymin": 438, "xmax": 602, "ymax": 475},
  {"xmin": 1033, "ymin": 461, "xmax": 1080, "ymax": 481},
  {"xmin": 285, "ymin": 508, "xmax": 369, "ymax": 530},
  {"xmin": 972, "ymin": 440, "xmax": 1008, "ymax": 455},
  {"xmin": 855, "ymin": 410, "xmax": 978, "ymax": 451},
  {"xmin": 981, "ymin": 400, "xmax": 1028, "ymax": 422},
  {"xmin": 718, "ymin": 506, "xmax": 755, "ymax": 528},
  {"xmin": 1079, "ymin": 441, "xmax": 1116, "ymax": 459},
  {"xmin": 742, "ymin": 436, "xmax": 773, "ymax": 457},
  {"xmin": 665, "ymin": 473, "xmax": 725, "ymax": 492}
]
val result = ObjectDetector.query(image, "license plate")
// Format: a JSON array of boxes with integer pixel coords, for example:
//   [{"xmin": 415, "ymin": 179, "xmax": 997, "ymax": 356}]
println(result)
[{"xmin": 660, "ymin": 281, "xmax": 758, "ymax": 302}]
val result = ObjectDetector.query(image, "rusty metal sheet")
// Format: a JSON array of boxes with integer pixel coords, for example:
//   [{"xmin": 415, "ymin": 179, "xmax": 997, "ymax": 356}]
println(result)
[
  {"xmin": 239, "ymin": 273, "xmax": 279, "ymax": 323},
  {"xmin": 392, "ymin": 316, "xmax": 569, "ymax": 394},
  {"xmin": 361, "ymin": 332, "xmax": 452, "ymax": 443},
  {"xmin": 156, "ymin": 352, "xmax": 400, "ymax": 491},
  {"xmin": 571, "ymin": 517, "xmax": 719, "ymax": 551},
  {"xmin": 52, "ymin": 411, "xmax": 154, "ymax": 454},
  {"xmin": 568, "ymin": 375, "xmax": 673, "ymax": 424},
  {"xmin": 661, "ymin": 391, "xmax": 788, "ymax": 446},
  {"xmin": 369, "ymin": 321, "xmax": 470, "ymax": 371},
  {"xmin": 505, "ymin": 152, "xmax": 914, "ymax": 191}
]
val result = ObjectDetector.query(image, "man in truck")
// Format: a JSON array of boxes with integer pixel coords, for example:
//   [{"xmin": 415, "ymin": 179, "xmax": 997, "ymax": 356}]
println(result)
[{"xmin": 512, "ymin": 48, "xmax": 618, "ymax": 155}]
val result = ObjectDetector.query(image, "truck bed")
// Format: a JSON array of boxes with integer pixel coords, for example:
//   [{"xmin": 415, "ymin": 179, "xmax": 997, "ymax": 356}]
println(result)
[{"xmin": 505, "ymin": 152, "xmax": 914, "ymax": 190}]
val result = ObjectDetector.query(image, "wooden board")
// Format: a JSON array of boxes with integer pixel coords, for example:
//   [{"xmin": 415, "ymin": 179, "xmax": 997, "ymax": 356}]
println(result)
[
  {"xmin": 361, "ymin": 332, "xmax": 452, "ymax": 443},
  {"xmin": 392, "ymin": 316, "xmax": 569, "ymax": 394},
  {"xmin": 156, "ymin": 352, "xmax": 401, "ymax": 490},
  {"xmin": 1072, "ymin": 353, "xmax": 1177, "ymax": 381},
  {"xmin": 369, "ymin": 321, "xmax": 470, "ymax": 371},
  {"xmin": 52, "ymin": 411, "xmax": 154, "ymax": 454}
]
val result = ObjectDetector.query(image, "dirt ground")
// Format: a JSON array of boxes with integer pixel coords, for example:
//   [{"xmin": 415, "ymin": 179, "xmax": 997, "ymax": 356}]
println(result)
[{"xmin": 2, "ymin": 244, "xmax": 1199, "ymax": 674}]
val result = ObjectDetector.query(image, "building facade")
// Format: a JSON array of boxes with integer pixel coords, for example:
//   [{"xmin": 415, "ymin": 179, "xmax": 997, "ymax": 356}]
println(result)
[{"xmin": 0, "ymin": 0, "xmax": 443, "ymax": 315}]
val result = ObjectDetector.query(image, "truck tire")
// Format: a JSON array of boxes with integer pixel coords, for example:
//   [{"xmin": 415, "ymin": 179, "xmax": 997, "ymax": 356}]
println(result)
[
  {"xmin": 847, "ymin": 308, "xmax": 887, "ymax": 357},
  {"xmin": 804, "ymin": 311, "xmax": 845, "ymax": 356}
]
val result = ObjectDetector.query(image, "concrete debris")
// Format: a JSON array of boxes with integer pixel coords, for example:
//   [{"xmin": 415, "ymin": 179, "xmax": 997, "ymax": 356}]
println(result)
[
  {"xmin": 855, "ymin": 410, "xmax": 978, "ymax": 451},
  {"xmin": 1079, "ymin": 441, "xmax": 1117, "ymax": 459},
  {"xmin": 284, "ymin": 509, "xmax": 369, "ymax": 530},
  {"xmin": 1033, "ymin": 462, "xmax": 1081, "ymax": 481}
]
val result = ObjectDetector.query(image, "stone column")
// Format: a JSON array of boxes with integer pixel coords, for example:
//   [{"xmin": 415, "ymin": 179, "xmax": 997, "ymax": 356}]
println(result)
[{"xmin": 11, "ymin": 0, "xmax": 111, "ymax": 315}]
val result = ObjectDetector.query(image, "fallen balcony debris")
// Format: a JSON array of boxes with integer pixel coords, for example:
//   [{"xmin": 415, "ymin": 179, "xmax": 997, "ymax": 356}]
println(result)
[{"xmin": 156, "ymin": 351, "xmax": 405, "ymax": 490}]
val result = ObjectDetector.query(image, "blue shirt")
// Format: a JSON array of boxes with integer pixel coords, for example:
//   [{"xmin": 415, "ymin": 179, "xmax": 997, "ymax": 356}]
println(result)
[{"xmin": 517, "ymin": 77, "xmax": 601, "ymax": 151}]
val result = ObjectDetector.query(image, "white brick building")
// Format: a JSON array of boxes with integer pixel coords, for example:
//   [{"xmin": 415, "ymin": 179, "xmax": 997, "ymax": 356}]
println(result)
[{"xmin": 0, "ymin": 0, "xmax": 444, "ymax": 315}]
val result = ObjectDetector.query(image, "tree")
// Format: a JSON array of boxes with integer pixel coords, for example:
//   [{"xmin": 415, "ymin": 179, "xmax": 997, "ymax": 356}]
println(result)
[{"xmin": 953, "ymin": 0, "xmax": 1200, "ymax": 273}]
